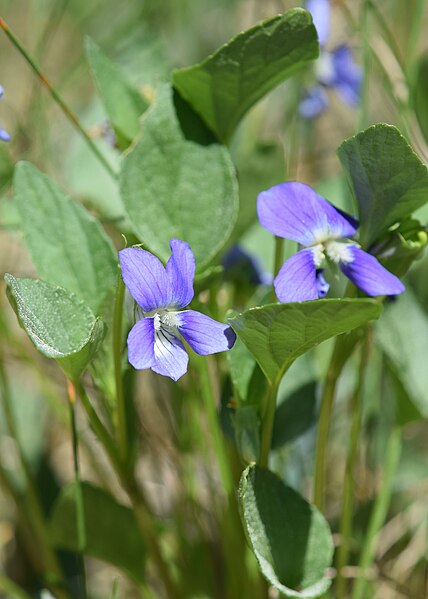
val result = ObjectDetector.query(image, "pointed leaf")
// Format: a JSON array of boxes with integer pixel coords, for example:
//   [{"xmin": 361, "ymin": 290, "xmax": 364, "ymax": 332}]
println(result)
[
  {"xmin": 120, "ymin": 85, "xmax": 238, "ymax": 268},
  {"xmin": 338, "ymin": 124, "xmax": 428, "ymax": 246},
  {"xmin": 173, "ymin": 9, "xmax": 318, "ymax": 142},
  {"xmin": 49, "ymin": 482, "xmax": 146, "ymax": 583},
  {"xmin": 229, "ymin": 299, "xmax": 382, "ymax": 385},
  {"xmin": 5, "ymin": 275, "xmax": 103, "ymax": 379},
  {"xmin": 85, "ymin": 38, "xmax": 148, "ymax": 148},
  {"xmin": 239, "ymin": 465, "xmax": 333, "ymax": 597},
  {"xmin": 14, "ymin": 162, "xmax": 118, "ymax": 315}
]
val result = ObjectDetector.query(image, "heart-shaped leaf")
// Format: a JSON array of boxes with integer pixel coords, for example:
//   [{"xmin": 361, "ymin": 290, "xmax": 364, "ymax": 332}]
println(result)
[
  {"xmin": 239, "ymin": 465, "xmax": 333, "ymax": 597},
  {"xmin": 338, "ymin": 124, "xmax": 428, "ymax": 246},
  {"xmin": 229, "ymin": 299, "xmax": 382, "ymax": 385},
  {"xmin": 173, "ymin": 9, "xmax": 318, "ymax": 143},
  {"xmin": 49, "ymin": 482, "xmax": 146, "ymax": 583},
  {"xmin": 14, "ymin": 162, "xmax": 118, "ymax": 315},
  {"xmin": 85, "ymin": 38, "xmax": 148, "ymax": 148},
  {"xmin": 5, "ymin": 275, "xmax": 103, "ymax": 379},
  {"xmin": 120, "ymin": 85, "xmax": 238, "ymax": 268}
]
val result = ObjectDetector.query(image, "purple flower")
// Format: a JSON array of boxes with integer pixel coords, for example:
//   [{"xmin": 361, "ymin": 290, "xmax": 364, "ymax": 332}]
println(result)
[
  {"xmin": 257, "ymin": 182, "xmax": 405, "ymax": 302},
  {"xmin": 300, "ymin": 1, "xmax": 362, "ymax": 118},
  {"xmin": 119, "ymin": 239, "xmax": 236, "ymax": 381},
  {"xmin": 0, "ymin": 85, "xmax": 10, "ymax": 142}
]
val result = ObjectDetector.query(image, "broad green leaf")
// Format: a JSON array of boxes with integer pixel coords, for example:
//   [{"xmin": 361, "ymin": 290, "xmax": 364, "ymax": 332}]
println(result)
[
  {"xmin": 229, "ymin": 299, "xmax": 382, "ymax": 385},
  {"xmin": 338, "ymin": 124, "xmax": 428, "ymax": 246},
  {"xmin": 414, "ymin": 53, "xmax": 428, "ymax": 145},
  {"xmin": 49, "ymin": 482, "xmax": 146, "ymax": 583},
  {"xmin": 239, "ymin": 465, "xmax": 333, "ymax": 597},
  {"xmin": 120, "ymin": 85, "xmax": 239, "ymax": 268},
  {"xmin": 272, "ymin": 382, "xmax": 317, "ymax": 449},
  {"xmin": 376, "ymin": 290, "xmax": 428, "ymax": 418},
  {"xmin": 14, "ymin": 162, "xmax": 117, "ymax": 315},
  {"xmin": 227, "ymin": 336, "xmax": 257, "ymax": 402},
  {"xmin": 173, "ymin": 9, "xmax": 318, "ymax": 143},
  {"xmin": 5, "ymin": 275, "xmax": 103, "ymax": 379},
  {"xmin": 85, "ymin": 38, "xmax": 148, "ymax": 148}
]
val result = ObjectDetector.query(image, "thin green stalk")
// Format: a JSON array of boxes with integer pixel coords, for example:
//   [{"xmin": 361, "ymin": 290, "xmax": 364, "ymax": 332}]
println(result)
[
  {"xmin": 0, "ymin": 17, "xmax": 117, "ymax": 180},
  {"xmin": 259, "ymin": 382, "xmax": 279, "ymax": 468},
  {"xmin": 67, "ymin": 381, "xmax": 87, "ymax": 599},
  {"xmin": 336, "ymin": 335, "xmax": 370, "ymax": 597},
  {"xmin": 358, "ymin": 0, "xmax": 371, "ymax": 132},
  {"xmin": 0, "ymin": 576, "xmax": 32, "ymax": 599},
  {"xmin": 272, "ymin": 236, "xmax": 284, "ymax": 302},
  {"xmin": 113, "ymin": 274, "xmax": 128, "ymax": 465},
  {"xmin": 351, "ymin": 426, "xmax": 402, "ymax": 599}
]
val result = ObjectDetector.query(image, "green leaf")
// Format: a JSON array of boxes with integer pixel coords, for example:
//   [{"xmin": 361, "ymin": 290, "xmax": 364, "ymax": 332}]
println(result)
[
  {"xmin": 239, "ymin": 465, "xmax": 333, "ymax": 597},
  {"xmin": 375, "ymin": 290, "xmax": 428, "ymax": 418},
  {"xmin": 229, "ymin": 299, "xmax": 382, "ymax": 385},
  {"xmin": 338, "ymin": 123, "xmax": 428, "ymax": 246},
  {"xmin": 5, "ymin": 275, "xmax": 103, "ymax": 379},
  {"xmin": 49, "ymin": 482, "xmax": 146, "ymax": 583},
  {"xmin": 14, "ymin": 162, "xmax": 118, "ymax": 315},
  {"xmin": 414, "ymin": 53, "xmax": 428, "ymax": 145},
  {"xmin": 85, "ymin": 37, "xmax": 148, "ymax": 148},
  {"xmin": 272, "ymin": 382, "xmax": 317, "ymax": 449},
  {"xmin": 173, "ymin": 9, "xmax": 318, "ymax": 143},
  {"xmin": 120, "ymin": 85, "xmax": 239, "ymax": 268}
]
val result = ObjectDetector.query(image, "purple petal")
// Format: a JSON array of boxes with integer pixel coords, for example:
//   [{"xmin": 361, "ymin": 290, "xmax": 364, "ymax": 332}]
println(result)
[
  {"xmin": 0, "ymin": 128, "xmax": 10, "ymax": 142},
  {"xmin": 316, "ymin": 269, "xmax": 330, "ymax": 298},
  {"xmin": 274, "ymin": 248, "xmax": 320, "ymax": 302},
  {"xmin": 340, "ymin": 246, "xmax": 405, "ymax": 296},
  {"xmin": 257, "ymin": 182, "xmax": 358, "ymax": 246},
  {"xmin": 127, "ymin": 317, "xmax": 155, "ymax": 370},
  {"xmin": 331, "ymin": 45, "xmax": 362, "ymax": 106},
  {"xmin": 153, "ymin": 327, "xmax": 189, "ymax": 381},
  {"xmin": 306, "ymin": 0, "xmax": 331, "ymax": 47},
  {"xmin": 178, "ymin": 310, "xmax": 236, "ymax": 355},
  {"xmin": 299, "ymin": 86, "xmax": 329, "ymax": 119},
  {"xmin": 165, "ymin": 239, "xmax": 195, "ymax": 308},
  {"xmin": 119, "ymin": 247, "xmax": 170, "ymax": 312},
  {"xmin": 0, "ymin": 86, "xmax": 4, "ymax": 99}
]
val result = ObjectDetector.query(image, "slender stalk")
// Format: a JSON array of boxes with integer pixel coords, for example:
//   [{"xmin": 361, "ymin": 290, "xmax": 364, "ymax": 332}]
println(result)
[
  {"xmin": 336, "ymin": 335, "xmax": 370, "ymax": 597},
  {"xmin": 358, "ymin": 0, "xmax": 371, "ymax": 132},
  {"xmin": 258, "ymin": 382, "xmax": 279, "ymax": 468},
  {"xmin": 67, "ymin": 381, "xmax": 87, "ymax": 599},
  {"xmin": 112, "ymin": 274, "xmax": 128, "ymax": 465},
  {"xmin": 351, "ymin": 426, "xmax": 402, "ymax": 599},
  {"xmin": 0, "ymin": 576, "xmax": 32, "ymax": 599},
  {"xmin": 272, "ymin": 236, "xmax": 284, "ymax": 302},
  {"xmin": 0, "ymin": 17, "xmax": 117, "ymax": 180}
]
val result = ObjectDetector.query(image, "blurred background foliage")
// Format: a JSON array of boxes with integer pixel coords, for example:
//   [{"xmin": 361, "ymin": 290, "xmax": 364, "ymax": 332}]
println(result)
[{"xmin": 0, "ymin": 1, "xmax": 428, "ymax": 598}]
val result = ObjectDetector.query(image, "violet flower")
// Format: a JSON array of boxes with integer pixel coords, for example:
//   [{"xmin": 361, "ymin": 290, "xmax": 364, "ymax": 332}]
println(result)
[
  {"xmin": 300, "ymin": 0, "xmax": 362, "ymax": 119},
  {"xmin": 0, "ymin": 86, "xmax": 10, "ymax": 142},
  {"xmin": 119, "ymin": 239, "xmax": 236, "ymax": 381},
  {"xmin": 257, "ymin": 182, "xmax": 405, "ymax": 302}
]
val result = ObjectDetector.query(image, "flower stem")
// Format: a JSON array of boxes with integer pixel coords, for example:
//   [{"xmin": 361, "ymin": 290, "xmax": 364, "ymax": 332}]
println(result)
[
  {"xmin": 336, "ymin": 334, "xmax": 370, "ymax": 597},
  {"xmin": 351, "ymin": 426, "xmax": 402, "ymax": 599},
  {"xmin": 67, "ymin": 380, "xmax": 87, "ymax": 599},
  {"xmin": 271, "ymin": 236, "xmax": 283, "ymax": 302},
  {"xmin": 258, "ymin": 382, "xmax": 279, "ymax": 468},
  {"xmin": 0, "ymin": 17, "xmax": 117, "ymax": 180},
  {"xmin": 112, "ymin": 274, "xmax": 128, "ymax": 466}
]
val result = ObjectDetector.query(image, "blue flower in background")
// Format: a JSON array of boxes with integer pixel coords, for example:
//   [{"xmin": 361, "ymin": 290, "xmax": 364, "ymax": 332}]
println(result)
[
  {"xmin": 300, "ymin": 0, "xmax": 362, "ymax": 119},
  {"xmin": 257, "ymin": 182, "xmax": 405, "ymax": 302},
  {"xmin": 0, "ymin": 85, "xmax": 10, "ymax": 142},
  {"xmin": 119, "ymin": 239, "xmax": 236, "ymax": 381},
  {"xmin": 222, "ymin": 245, "xmax": 272, "ymax": 286}
]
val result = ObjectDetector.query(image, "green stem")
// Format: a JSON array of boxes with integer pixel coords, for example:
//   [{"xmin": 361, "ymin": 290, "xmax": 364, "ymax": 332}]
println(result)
[
  {"xmin": 313, "ymin": 333, "xmax": 359, "ymax": 511},
  {"xmin": 113, "ymin": 274, "xmax": 128, "ymax": 465},
  {"xmin": 336, "ymin": 335, "xmax": 370, "ymax": 597},
  {"xmin": 272, "ymin": 236, "xmax": 284, "ymax": 302},
  {"xmin": 0, "ymin": 576, "xmax": 32, "ymax": 599},
  {"xmin": 258, "ymin": 382, "xmax": 279, "ymax": 468},
  {"xmin": 0, "ymin": 17, "xmax": 117, "ymax": 180},
  {"xmin": 67, "ymin": 381, "xmax": 87, "ymax": 599},
  {"xmin": 358, "ymin": 0, "xmax": 371, "ymax": 132},
  {"xmin": 351, "ymin": 426, "xmax": 402, "ymax": 599}
]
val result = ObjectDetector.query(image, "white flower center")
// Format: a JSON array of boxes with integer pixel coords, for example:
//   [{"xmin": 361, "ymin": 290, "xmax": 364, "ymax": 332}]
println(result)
[
  {"xmin": 154, "ymin": 310, "xmax": 181, "ymax": 333},
  {"xmin": 325, "ymin": 241, "xmax": 353, "ymax": 264},
  {"xmin": 311, "ymin": 243, "xmax": 325, "ymax": 268}
]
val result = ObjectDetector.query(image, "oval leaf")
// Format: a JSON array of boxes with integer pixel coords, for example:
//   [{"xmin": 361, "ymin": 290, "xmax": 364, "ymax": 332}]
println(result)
[
  {"xmin": 14, "ymin": 161, "xmax": 118, "ymax": 315},
  {"xmin": 338, "ymin": 124, "xmax": 428, "ymax": 246},
  {"xmin": 173, "ymin": 9, "xmax": 318, "ymax": 143},
  {"xmin": 239, "ymin": 465, "xmax": 333, "ymax": 597},
  {"xmin": 120, "ymin": 85, "xmax": 239, "ymax": 268},
  {"xmin": 5, "ymin": 275, "xmax": 103, "ymax": 379},
  {"xmin": 229, "ymin": 299, "xmax": 382, "ymax": 385},
  {"xmin": 49, "ymin": 482, "xmax": 146, "ymax": 583}
]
